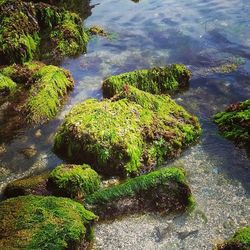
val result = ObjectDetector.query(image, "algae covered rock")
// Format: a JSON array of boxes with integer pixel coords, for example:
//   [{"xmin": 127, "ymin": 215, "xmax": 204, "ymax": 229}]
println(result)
[
  {"xmin": 49, "ymin": 164, "xmax": 101, "ymax": 198},
  {"xmin": 0, "ymin": 0, "xmax": 40, "ymax": 64},
  {"xmin": 0, "ymin": 62, "xmax": 74, "ymax": 125},
  {"xmin": 214, "ymin": 100, "xmax": 250, "ymax": 145},
  {"xmin": 85, "ymin": 167, "xmax": 194, "ymax": 219},
  {"xmin": 103, "ymin": 64, "xmax": 191, "ymax": 98},
  {"xmin": 0, "ymin": 73, "xmax": 17, "ymax": 96},
  {"xmin": 54, "ymin": 86, "xmax": 201, "ymax": 176},
  {"xmin": 216, "ymin": 226, "xmax": 250, "ymax": 250},
  {"xmin": 0, "ymin": 195, "xmax": 97, "ymax": 250}
]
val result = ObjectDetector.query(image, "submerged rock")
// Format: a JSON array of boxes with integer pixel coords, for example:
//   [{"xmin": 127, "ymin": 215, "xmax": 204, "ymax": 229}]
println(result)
[
  {"xmin": 102, "ymin": 64, "xmax": 191, "ymax": 98},
  {"xmin": 214, "ymin": 100, "xmax": 250, "ymax": 146},
  {"xmin": 4, "ymin": 164, "xmax": 100, "ymax": 199},
  {"xmin": 0, "ymin": 195, "xmax": 97, "ymax": 249},
  {"xmin": 84, "ymin": 167, "xmax": 194, "ymax": 219},
  {"xmin": 49, "ymin": 164, "xmax": 101, "ymax": 199},
  {"xmin": 0, "ymin": 0, "xmax": 89, "ymax": 64},
  {"xmin": 215, "ymin": 226, "xmax": 250, "ymax": 250},
  {"xmin": 54, "ymin": 86, "xmax": 201, "ymax": 176}
]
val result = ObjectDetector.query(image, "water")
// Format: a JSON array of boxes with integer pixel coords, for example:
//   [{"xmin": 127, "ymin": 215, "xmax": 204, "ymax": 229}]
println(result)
[{"xmin": 0, "ymin": 0, "xmax": 250, "ymax": 249}]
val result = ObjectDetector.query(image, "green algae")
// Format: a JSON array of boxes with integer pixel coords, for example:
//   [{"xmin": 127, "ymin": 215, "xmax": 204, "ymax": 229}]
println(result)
[
  {"xmin": 103, "ymin": 64, "xmax": 191, "ymax": 98},
  {"xmin": 85, "ymin": 167, "xmax": 194, "ymax": 218},
  {"xmin": 25, "ymin": 65, "xmax": 74, "ymax": 124},
  {"xmin": 54, "ymin": 86, "xmax": 201, "ymax": 176},
  {"xmin": 0, "ymin": 0, "xmax": 40, "ymax": 64},
  {"xmin": 0, "ymin": 73, "xmax": 17, "ymax": 96},
  {"xmin": 214, "ymin": 100, "xmax": 250, "ymax": 145},
  {"xmin": 216, "ymin": 226, "xmax": 250, "ymax": 250},
  {"xmin": 0, "ymin": 195, "xmax": 97, "ymax": 250},
  {"xmin": 49, "ymin": 164, "xmax": 101, "ymax": 198}
]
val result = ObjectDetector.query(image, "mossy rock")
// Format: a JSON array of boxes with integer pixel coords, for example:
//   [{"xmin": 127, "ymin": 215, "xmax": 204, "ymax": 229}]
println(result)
[
  {"xmin": 0, "ymin": 195, "xmax": 97, "ymax": 249},
  {"xmin": 49, "ymin": 164, "xmax": 101, "ymax": 199},
  {"xmin": 214, "ymin": 100, "xmax": 250, "ymax": 145},
  {"xmin": 0, "ymin": 0, "xmax": 89, "ymax": 64},
  {"xmin": 25, "ymin": 64, "xmax": 74, "ymax": 124},
  {"xmin": 102, "ymin": 64, "xmax": 191, "ymax": 98},
  {"xmin": 0, "ymin": 0, "xmax": 40, "ymax": 64},
  {"xmin": 216, "ymin": 226, "xmax": 250, "ymax": 250},
  {"xmin": 4, "ymin": 172, "xmax": 51, "ymax": 198},
  {"xmin": 54, "ymin": 86, "xmax": 201, "ymax": 176},
  {"xmin": 0, "ymin": 73, "xmax": 17, "ymax": 96},
  {"xmin": 4, "ymin": 164, "xmax": 100, "ymax": 199},
  {"xmin": 36, "ymin": 2, "xmax": 89, "ymax": 61},
  {"xmin": 85, "ymin": 167, "xmax": 194, "ymax": 219}
]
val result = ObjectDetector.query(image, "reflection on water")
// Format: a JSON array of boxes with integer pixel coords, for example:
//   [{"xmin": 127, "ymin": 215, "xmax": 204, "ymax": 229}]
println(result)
[{"xmin": 0, "ymin": 0, "xmax": 250, "ymax": 248}]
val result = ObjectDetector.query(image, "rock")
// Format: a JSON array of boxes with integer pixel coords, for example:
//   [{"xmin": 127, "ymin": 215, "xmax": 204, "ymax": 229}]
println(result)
[
  {"xmin": 54, "ymin": 86, "xmax": 201, "ymax": 176},
  {"xmin": 215, "ymin": 226, "xmax": 250, "ymax": 250},
  {"xmin": 4, "ymin": 164, "xmax": 100, "ymax": 199},
  {"xmin": 49, "ymin": 164, "xmax": 101, "ymax": 199},
  {"xmin": 102, "ymin": 64, "xmax": 191, "ymax": 98},
  {"xmin": 84, "ymin": 167, "xmax": 195, "ymax": 219},
  {"xmin": 0, "ymin": 195, "xmax": 97, "ymax": 249},
  {"xmin": 214, "ymin": 99, "xmax": 250, "ymax": 146},
  {"xmin": 0, "ymin": 73, "xmax": 17, "ymax": 96},
  {"xmin": 20, "ymin": 146, "xmax": 37, "ymax": 158}
]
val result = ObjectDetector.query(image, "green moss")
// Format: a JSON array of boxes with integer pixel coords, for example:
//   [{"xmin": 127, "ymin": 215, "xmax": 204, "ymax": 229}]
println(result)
[
  {"xmin": 49, "ymin": 164, "xmax": 101, "ymax": 198},
  {"xmin": 25, "ymin": 65, "xmax": 74, "ymax": 124},
  {"xmin": 103, "ymin": 64, "xmax": 191, "ymax": 98},
  {"xmin": 214, "ymin": 100, "xmax": 250, "ymax": 145},
  {"xmin": 0, "ymin": 73, "xmax": 17, "ymax": 95},
  {"xmin": 0, "ymin": 0, "xmax": 40, "ymax": 64},
  {"xmin": 36, "ymin": 4, "xmax": 89, "ymax": 60},
  {"xmin": 54, "ymin": 86, "xmax": 201, "ymax": 176},
  {"xmin": 85, "ymin": 167, "xmax": 194, "ymax": 218},
  {"xmin": 0, "ymin": 195, "xmax": 97, "ymax": 250},
  {"xmin": 217, "ymin": 226, "xmax": 250, "ymax": 250}
]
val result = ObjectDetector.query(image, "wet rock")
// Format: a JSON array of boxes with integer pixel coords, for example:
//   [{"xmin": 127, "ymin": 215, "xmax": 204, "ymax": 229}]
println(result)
[
  {"xmin": 0, "ymin": 195, "xmax": 97, "ymax": 249},
  {"xmin": 214, "ymin": 99, "xmax": 250, "ymax": 146},
  {"xmin": 20, "ymin": 146, "xmax": 37, "ymax": 158},
  {"xmin": 215, "ymin": 226, "xmax": 250, "ymax": 250},
  {"xmin": 84, "ymin": 167, "xmax": 194, "ymax": 220},
  {"xmin": 4, "ymin": 164, "xmax": 100, "ymax": 199},
  {"xmin": 102, "ymin": 64, "xmax": 191, "ymax": 98},
  {"xmin": 54, "ymin": 86, "xmax": 201, "ymax": 176},
  {"xmin": 35, "ymin": 129, "xmax": 42, "ymax": 138},
  {"xmin": 177, "ymin": 229, "xmax": 199, "ymax": 240}
]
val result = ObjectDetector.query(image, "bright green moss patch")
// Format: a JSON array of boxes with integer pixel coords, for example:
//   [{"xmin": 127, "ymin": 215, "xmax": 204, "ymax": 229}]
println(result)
[
  {"xmin": 85, "ymin": 167, "xmax": 194, "ymax": 219},
  {"xmin": 0, "ymin": 73, "xmax": 17, "ymax": 96},
  {"xmin": 214, "ymin": 100, "xmax": 250, "ymax": 145},
  {"xmin": 54, "ymin": 86, "xmax": 201, "ymax": 176},
  {"xmin": 0, "ymin": 195, "xmax": 97, "ymax": 250},
  {"xmin": 103, "ymin": 64, "xmax": 191, "ymax": 98},
  {"xmin": 0, "ymin": 0, "xmax": 40, "ymax": 64},
  {"xmin": 49, "ymin": 164, "xmax": 101, "ymax": 198},
  {"xmin": 25, "ymin": 65, "xmax": 74, "ymax": 124},
  {"xmin": 216, "ymin": 226, "xmax": 250, "ymax": 250}
]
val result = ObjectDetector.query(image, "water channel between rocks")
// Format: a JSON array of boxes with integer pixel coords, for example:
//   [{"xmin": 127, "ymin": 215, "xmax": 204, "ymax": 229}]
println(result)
[{"xmin": 0, "ymin": 0, "xmax": 250, "ymax": 249}]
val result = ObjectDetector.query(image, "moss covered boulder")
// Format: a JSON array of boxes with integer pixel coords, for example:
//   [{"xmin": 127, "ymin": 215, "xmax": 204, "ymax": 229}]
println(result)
[
  {"xmin": 4, "ymin": 164, "xmax": 100, "ymax": 199},
  {"xmin": 0, "ymin": 73, "xmax": 17, "ymax": 96},
  {"xmin": 54, "ymin": 86, "xmax": 201, "ymax": 176},
  {"xmin": 0, "ymin": 0, "xmax": 89, "ymax": 64},
  {"xmin": 103, "ymin": 64, "xmax": 191, "ymax": 98},
  {"xmin": 0, "ymin": 0, "xmax": 40, "ymax": 64},
  {"xmin": 49, "ymin": 164, "xmax": 101, "ymax": 198},
  {"xmin": 0, "ymin": 195, "xmax": 97, "ymax": 249},
  {"xmin": 216, "ymin": 226, "xmax": 250, "ymax": 250},
  {"xmin": 214, "ymin": 100, "xmax": 250, "ymax": 146},
  {"xmin": 85, "ymin": 167, "xmax": 194, "ymax": 219},
  {"xmin": 0, "ymin": 62, "xmax": 74, "ymax": 125}
]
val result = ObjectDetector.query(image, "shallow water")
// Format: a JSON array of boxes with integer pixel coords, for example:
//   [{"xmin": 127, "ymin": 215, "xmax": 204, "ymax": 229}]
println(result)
[{"xmin": 0, "ymin": 0, "xmax": 250, "ymax": 249}]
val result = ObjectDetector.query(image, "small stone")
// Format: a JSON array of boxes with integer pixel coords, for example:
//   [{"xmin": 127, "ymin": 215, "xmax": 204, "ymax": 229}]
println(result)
[
  {"xmin": 35, "ymin": 129, "xmax": 42, "ymax": 138},
  {"xmin": 20, "ymin": 146, "xmax": 37, "ymax": 159}
]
